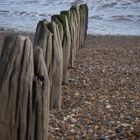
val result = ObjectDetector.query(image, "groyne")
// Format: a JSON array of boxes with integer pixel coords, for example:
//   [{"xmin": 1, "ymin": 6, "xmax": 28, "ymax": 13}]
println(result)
[{"xmin": 0, "ymin": 4, "xmax": 88, "ymax": 140}]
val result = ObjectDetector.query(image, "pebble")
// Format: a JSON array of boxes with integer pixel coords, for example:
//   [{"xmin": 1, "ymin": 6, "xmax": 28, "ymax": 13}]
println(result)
[
  {"xmin": 71, "ymin": 117, "xmax": 77, "ymax": 123},
  {"xmin": 93, "ymin": 133, "xmax": 98, "ymax": 139},
  {"xmin": 106, "ymin": 105, "xmax": 111, "ymax": 109},
  {"xmin": 48, "ymin": 36, "xmax": 140, "ymax": 139},
  {"xmin": 87, "ymin": 128, "xmax": 93, "ymax": 135},
  {"xmin": 75, "ymin": 92, "xmax": 80, "ymax": 96},
  {"xmin": 70, "ymin": 129, "xmax": 76, "ymax": 134}
]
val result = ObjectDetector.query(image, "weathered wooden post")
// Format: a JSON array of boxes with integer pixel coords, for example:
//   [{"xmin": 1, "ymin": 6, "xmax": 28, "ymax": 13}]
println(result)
[
  {"xmin": 0, "ymin": 35, "xmax": 34, "ymax": 140},
  {"xmin": 70, "ymin": 5, "xmax": 80, "ymax": 49},
  {"xmin": 79, "ymin": 4, "xmax": 88, "ymax": 46},
  {"xmin": 33, "ymin": 46, "xmax": 50, "ymax": 140},
  {"xmin": 52, "ymin": 14, "xmax": 71, "ymax": 84},
  {"xmin": 34, "ymin": 19, "xmax": 63, "ymax": 109},
  {"xmin": 79, "ymin": 4, "xmax": 84, "ymax": 47},
  {"xmin": 61, "ymin": 9, "xmax": 77, "ymax": 68},
  {"xmin": 48, "ymin": 22, "xmax": 63, "ymax": 109},
  {"xmin": 84, "ymin": 4, "xmax": 89, "ymax": 38},
  {"xmin": 81, "ymin": 4, "xmax": 88, "ymax": 39},
  {"xmin": 0, "ymin": 35, "xmax": 50, "ymax": 140},
  {"xmin": 60, "ymin": 10, "xmax": 73, "ymax": 68},
  {"xmin": 51, "ymin": 15, "xmax": 64, "ymax": 43},
  {"xmin": 34, "ymin": 19, "xmax": 52, "ymax": 72},
  {"xmin": 69, "ymin": 9, "xmax": 77, "ymax": 67}
]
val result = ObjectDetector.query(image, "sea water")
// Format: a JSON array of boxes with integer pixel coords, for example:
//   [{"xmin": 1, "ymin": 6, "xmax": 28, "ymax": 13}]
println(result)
[{"xmin": 0, "ymin": 0, "xmax": 140, "ymax": 35}]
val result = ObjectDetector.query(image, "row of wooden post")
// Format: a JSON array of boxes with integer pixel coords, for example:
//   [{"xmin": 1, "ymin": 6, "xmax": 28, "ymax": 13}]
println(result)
[{"xmin": 0, "ymin": 4, "xmax": 88, "ymax": 140}]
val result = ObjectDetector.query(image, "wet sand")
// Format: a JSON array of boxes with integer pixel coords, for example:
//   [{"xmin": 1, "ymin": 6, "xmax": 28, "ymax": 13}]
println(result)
[{"xmin": 0, "ymin": 31, "xmax": 140, "ymax": 139}]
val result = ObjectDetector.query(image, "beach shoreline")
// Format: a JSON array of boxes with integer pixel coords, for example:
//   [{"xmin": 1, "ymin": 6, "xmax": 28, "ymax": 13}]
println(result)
[
  {"xmin": 48, "ymin": 32, "xmax": 140, "ymax": 139},
  {"xmin": 1, "ymin": 30, "xmax": 140, "ymax": 60},
  {"xmin": 0, "ymin": 30, "xmax": 140, "ymax": 139},
  {"xmin": 1, "ymin": 30, "xmax": 140, "ymax": 49}
]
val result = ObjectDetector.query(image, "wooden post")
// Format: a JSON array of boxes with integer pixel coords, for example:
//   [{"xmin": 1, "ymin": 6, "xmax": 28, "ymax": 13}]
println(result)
[
  {"xmin": 34, "ymin": 19, "xmax": 52, "ymax": 72},
  {"xmin": 52, "ymin": 14, "xmax": 71, "ymax": 84},
  {"xmin": 0, "ymin": 35, "xmax": 34, "ymax": 140},
  {"xmin": 60, "ymin": 10, "xmax": 73, "ymax": 69},
  {"xmin": 33, "ymin": 46, "xmax": 50, "ymax": 140},
  {"xmin": 79, "ymin": 4, "xmax": 88, "ymax": 46},
  {"xmin": 0, "ymin": 35, "xmax": 50, "ymax": 140},
  {"xmin": 51, "ymin": 15, "xmax": 64, "ymax": 43},
  {"xmin": 48, "ymin": 22, "xmax": 63, "ymax": 109},
  {"xmin": 34, "ymin": 19, "xmax": 63, "ymax": 109},
  {"xmin": 70, "ymin": 5, "xmax": 80, "ymax": 49}
]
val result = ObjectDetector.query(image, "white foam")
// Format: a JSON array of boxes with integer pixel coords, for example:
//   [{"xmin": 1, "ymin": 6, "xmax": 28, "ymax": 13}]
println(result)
[{"xmin": 0, "ymin": 0, "xmax": 140, "ymax": 35}]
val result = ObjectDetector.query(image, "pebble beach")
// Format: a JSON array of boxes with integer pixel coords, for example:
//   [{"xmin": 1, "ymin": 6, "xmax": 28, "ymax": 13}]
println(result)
[
  {"xmin": 0, "ymin": 0, "xmax": 140, "ymax": 139},
  {"xmin": 0, "ymin": 31, "xmax": 140, "ymax": 139},
  {"xmin": 48, "ymin": 35, "xmax": 140, "ymax": 139}
]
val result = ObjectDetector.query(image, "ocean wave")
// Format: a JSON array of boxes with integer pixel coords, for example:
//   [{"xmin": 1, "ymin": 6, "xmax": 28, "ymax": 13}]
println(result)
[
  {"xmin": 89, "ymin": 15, "xmax": 103, "ymax": 20},
  {"xmin": 0, "ymin": 0, "xmax": 140, "ymax": 35},
  {"xmin": 101, "ymin": 2, "xmax": 117, "ymax": 8},
  {"xmin": 70, "ymin": 0, "xmax": 84, "ymax": 5},
  {"xmin": 111, "ymin": 15, "xmax": 133, "ymax": 21}
]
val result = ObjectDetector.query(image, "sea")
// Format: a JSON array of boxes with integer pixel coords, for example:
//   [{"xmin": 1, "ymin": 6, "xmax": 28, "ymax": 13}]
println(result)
[{"xmin": 0, "ymin": 0, "xmax": 140, "ymax": 35}]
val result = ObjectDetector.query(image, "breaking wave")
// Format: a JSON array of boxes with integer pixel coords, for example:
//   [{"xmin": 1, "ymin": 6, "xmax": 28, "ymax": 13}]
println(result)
[{"xmin": 0, "ymin": 0, "xmax": 140, "ymax": 35}]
